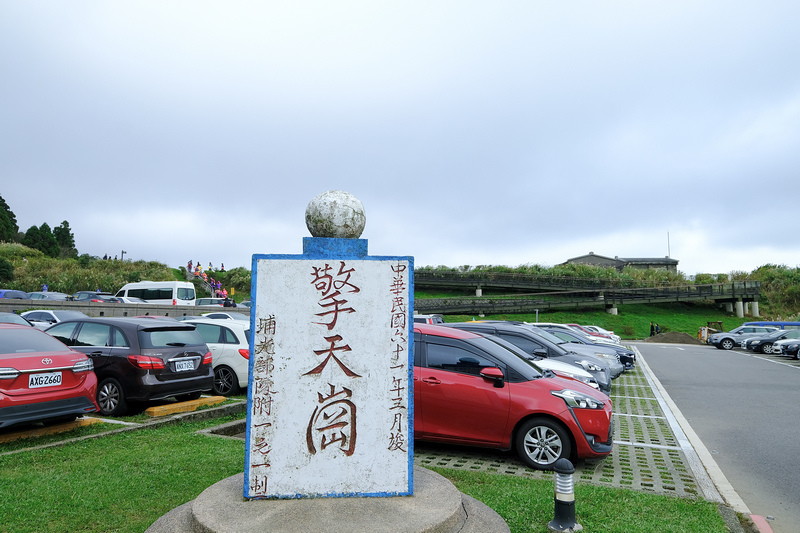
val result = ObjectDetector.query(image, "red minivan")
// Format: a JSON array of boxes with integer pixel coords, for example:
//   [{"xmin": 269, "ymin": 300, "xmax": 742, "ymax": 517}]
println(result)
[
  {"xmin": 0, "ymin": 324, "xmax": 98, "ymax": 428},
  {"xmin": 414, "ymin": 323, "xmax": 613, "ymax": 469}
]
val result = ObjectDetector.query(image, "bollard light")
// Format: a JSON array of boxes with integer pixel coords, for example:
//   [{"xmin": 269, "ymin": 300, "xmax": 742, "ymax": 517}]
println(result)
[{"xmin": 547, "ymin": 458, "xmax": 583, "ymax": 533}]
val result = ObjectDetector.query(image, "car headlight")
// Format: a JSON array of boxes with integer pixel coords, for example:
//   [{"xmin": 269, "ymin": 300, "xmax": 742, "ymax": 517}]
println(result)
[
  {"xmin": 577, "ymin": 360, "xmax": 602, "ymax": 372},
  {"xmin": 552, "ymin": 389, "xmax": 605, "ymax": 409},
  {"xmin": 559, "ymin": 371, "xmax": 599, "ymax": 389}
]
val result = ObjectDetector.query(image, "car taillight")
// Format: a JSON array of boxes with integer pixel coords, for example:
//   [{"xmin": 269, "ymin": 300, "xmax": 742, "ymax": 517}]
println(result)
[
  {"xmin": 202, "ymin": 351, "xmax": 213, "ymax": 365},
  {"xmin": 238, "ymin": 348, "xmax": 250, "ymax": 359},
  {"xmin": 0, "ymin": 367, "xmax": 20, "ymax": 380},
  {"xmin": 128, "ymin": 355, "xmax": 166, "ymax": 370},
  {"xmin": 72, "ymin": 359, "xmax": 94, "ymax": 373}
]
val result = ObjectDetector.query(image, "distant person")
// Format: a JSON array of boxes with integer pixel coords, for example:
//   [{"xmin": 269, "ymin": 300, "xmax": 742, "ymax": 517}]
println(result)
[
  {"xmin": 655, "ymin": 323, "xmax": 660, "ymax": 334},
  {"xmin": 187, "ymin": 260, "xmax": 193, "ymax": 274},
  {"xmin": 208, "ymin": 262, "xmax": 213, "ymax": 270},
  {"xmin": 223, "ymin": 297, "xmax": 232, "ymax": 307},
  {"xmin": 220, "ymin": 263, "xmax": 225, "ymax": 272},
  {"xmin": 650, "ymin": 322, "xmax": 655, "ymax": 337}
]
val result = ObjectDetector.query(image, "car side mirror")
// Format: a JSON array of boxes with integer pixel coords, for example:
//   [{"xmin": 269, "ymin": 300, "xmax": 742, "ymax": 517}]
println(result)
[
  {"xmin": 532, "ymin": 348, "xmax": 547, "ymax": 357},
  {"xmin": 480, "ymin": 367, "xmax": 504, "ymax": 387}
]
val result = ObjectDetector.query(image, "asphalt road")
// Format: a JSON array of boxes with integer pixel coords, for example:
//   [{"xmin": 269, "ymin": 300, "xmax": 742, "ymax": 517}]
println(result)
[{"xmin": 636, "ymin": 341, "xmax": 800, "ymax": 533}]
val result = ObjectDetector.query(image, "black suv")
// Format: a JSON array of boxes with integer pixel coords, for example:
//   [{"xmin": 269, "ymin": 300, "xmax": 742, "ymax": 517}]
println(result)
[{"xmin": 46, "ymin": 317, "xmax": 213, "ymax": 415}]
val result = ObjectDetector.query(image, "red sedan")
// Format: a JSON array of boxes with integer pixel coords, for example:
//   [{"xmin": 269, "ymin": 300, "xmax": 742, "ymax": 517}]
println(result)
[
  {"xmin": 0, "ymin": 324, "xmax": 98, "ymax": 428},
  {"xmin": 414, "ymin": 323, "xmax": 613, "ymax": 469}
]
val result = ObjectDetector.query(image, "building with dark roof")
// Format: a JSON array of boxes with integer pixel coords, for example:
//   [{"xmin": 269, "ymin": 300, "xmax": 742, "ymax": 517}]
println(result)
[{"xmin": 562, "ymin": 252, "xmax": 679, "ymax": 272}]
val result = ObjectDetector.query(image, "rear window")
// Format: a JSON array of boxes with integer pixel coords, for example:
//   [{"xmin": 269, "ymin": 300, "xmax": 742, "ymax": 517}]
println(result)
[
  {"xmin": 0, "ymin": 328, "xmax": 73, "ymax": 354},
  {"xmin": 177, "ymin": 287, "xmax": 195, "ymax": 301},
  {"xmin": 139, "ymin": 327, "xmax": 205, "ymax": 348}
]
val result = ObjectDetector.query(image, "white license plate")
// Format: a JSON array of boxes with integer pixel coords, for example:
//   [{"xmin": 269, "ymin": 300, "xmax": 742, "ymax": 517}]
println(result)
[
  {"xmin": 175, "ymin": 361, "xmax": 194, "ymax": 372},
  {"xmin": 29, "ymin": 372, "xmax": 62, "ymax": 389}
]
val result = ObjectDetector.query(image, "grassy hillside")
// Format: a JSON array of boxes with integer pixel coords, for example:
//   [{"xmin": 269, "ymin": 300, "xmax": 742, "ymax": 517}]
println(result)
[
  {"xmin": 443, "ymin": 302, "xmax": 749, "ymax": 340},
  {"xmin": 3, "ymin": 243, "xmax": 796, "ymax": 326}
]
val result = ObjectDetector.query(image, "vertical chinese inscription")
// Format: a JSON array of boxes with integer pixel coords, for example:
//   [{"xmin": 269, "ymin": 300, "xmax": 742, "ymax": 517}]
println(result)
[
  {"xmin": 247, "ymin": 254, "xmax": 413, "ymax": 498},
  {"xmin": 306, "ymin": 261, "xmax": 361, "ymax": 458},
  {"xmin": 387, "ymin": 261, "xmax": 408, "ymax": 453},
  {"xmin": 249, "ymin": 314, "xmax": 276, "ymax": 497}
]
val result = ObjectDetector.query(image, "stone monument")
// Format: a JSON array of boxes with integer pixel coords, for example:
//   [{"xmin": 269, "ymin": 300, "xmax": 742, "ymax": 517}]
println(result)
[
  {"xmin": 145, "ymin": 191, "xmax": 509, "ymax": 532},
  {"xmin": 245, "ymin": 190, "xmax": 413, "ymax": 498}
]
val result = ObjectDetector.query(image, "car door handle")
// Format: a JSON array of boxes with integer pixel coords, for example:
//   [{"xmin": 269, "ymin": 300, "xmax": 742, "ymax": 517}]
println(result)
[
  {"xmin": 88, "ymin": 350, "xmax": 104, "ymax": 357},
  {"xmin": 421, "ymin": 377, "xmax": 441, "ymax": 384}
]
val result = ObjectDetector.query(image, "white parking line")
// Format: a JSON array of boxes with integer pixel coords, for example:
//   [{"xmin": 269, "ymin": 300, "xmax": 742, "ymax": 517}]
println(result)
[
  {"xmin": 612, "ymin": 440, "xmax": 681, "ymax": 451},
  {"xmin": 614, "ymin": 413, "xmax": 667, "ymax": 420}
]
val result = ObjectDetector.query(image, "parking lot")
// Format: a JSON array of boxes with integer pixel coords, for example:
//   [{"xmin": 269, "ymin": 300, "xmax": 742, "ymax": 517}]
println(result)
[
  {"xmin": 415, "ymin": 350, "xmax": 709, "ymax": 500},
  {"xmin": 2, "ymin": 347, "xmax": 708, "ymax": 500}
]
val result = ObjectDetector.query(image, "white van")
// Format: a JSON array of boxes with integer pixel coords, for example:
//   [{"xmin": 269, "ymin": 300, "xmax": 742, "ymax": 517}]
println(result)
[{"xmin": 115, "ymin": 281, "xmax": 197, "ymax": 306}]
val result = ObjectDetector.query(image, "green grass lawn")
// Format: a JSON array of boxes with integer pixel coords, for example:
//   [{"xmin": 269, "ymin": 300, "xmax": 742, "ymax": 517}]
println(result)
[{"xmin": 0, "ymin": 418, "xmax": 731, "ymax": 533}]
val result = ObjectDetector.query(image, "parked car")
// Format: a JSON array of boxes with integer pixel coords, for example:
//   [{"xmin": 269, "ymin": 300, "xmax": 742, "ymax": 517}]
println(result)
[
  {"xmin": 0, "ymin": 312, "xmax": 33, "ymax": 326},
  {"xmin": 413, "ymin": 323, "xmax": 613, "ymax": 469},
  {"xmin": 196, "ymin": 298, "xmax": 226, "ymax": 306},
  {"xmin": 525, "ymin": 323, "xmax": 624, "ymax": 377},
  {"xmin": 115, "ymin": 281, "xmax": 196, "ymax": 306},
  {"xmin": 0, "ymin": 323, "xmax": 98, "ymax": 428},
  {"xmin": 770, "ymin": 334, "xmax": 800, "ymax": 356},
  {"xmin": 567, "ymin": 324, "xmax": 619, "ymax": 343},
  {"xmin": 444, "ymin": 321, "xmax": 614, "ymax": 393},
  {"xmin": 238, "ymin": 300, "xmax": 252, "ymax": 308},
  {"xmin": 71, "ymin": 291, "xmax": 120, "ymax": 303},
  {"xmin": 0, "ymin": 289, "xmax": 31, "ymax": 300},
  {"xmin": 27, "ymin": 291, "xmax": 71, "ymax": 301},
  {"xmin": 115, "ymin": 296, "xmax": 149, "ymax": 304},
  {"xmin": 484, "ymin": 334, "xmax": 601, "ymax": 391},
  {"xmin": 201, "ymin": 312, "xmax": 249, "ymax": 321},
  {"xmin": 182, "ymin": 318, "xmax": 250, "ymax": 396},
  {"xmin": 707, "ymin": 325, "xmax": 778, "ymax": 350},
  {"xmin": 742, "ymin": 329, "xmax": 800, "ymax": 354},
  {"xmin": 776, "ymin": 339, "xmax": 800, "ymax": 359},
  {"xmin": 540, "ymin": 327, "xmax": 635, "ymax": 370},
  {"xmin": 45, "ymin": 317, "xmax": 213, "ymax": 415},
  {"xmin": 580, "ymin": 325, "xmax": 622, "ymax": 343},
  {"xmin": 413, "ymin": 314, "xmax": 445, "ymax": 324},
  {"xmin": 20, "ymin": 310, "xmax": 89, "ymax": 331}
]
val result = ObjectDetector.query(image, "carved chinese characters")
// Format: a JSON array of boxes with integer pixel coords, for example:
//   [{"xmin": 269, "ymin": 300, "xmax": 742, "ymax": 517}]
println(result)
[{"xmin": 246, "ymin": 253, "xmax": 412, "ymax": 499}]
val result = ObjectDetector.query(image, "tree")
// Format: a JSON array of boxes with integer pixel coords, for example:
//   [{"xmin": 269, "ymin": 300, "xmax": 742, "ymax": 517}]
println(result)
[
  {"xmin": 53, "ymin": 220, "xmax": 78, "ymax": 258},
  {"xmin": 0, "ymin": 194, "xmax": 18, "ymax": 242},
  {"xmin": 0, "ymin": 257, "xmax": 13, "ymax": 283},
  {"xmin": 21, "ymin": 223, "xmax": 60, "ymax": 258}
]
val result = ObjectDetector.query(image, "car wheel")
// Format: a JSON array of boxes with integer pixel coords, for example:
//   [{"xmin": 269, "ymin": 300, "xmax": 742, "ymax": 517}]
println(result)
[
  {"xmin": 720, "ymin": 339, "xmax": 735, "ymax": 350},
  {"xmin": 516, "ymin": 417, "xmax": 572, "ymax": 470},
  {"xmin": 97, "ymin": 378, "xmax": 127, "ymax": 416},
  {"xmin": 213, "ymin": 366, "xmax": 240, "ymax": 396},
  {"xmin": 176, "ymin": 391, "xmax": 202, "ymax": 402},
  {"xmin": 761, "ymin": 343, "xmax": 773, "ymax": 354}
]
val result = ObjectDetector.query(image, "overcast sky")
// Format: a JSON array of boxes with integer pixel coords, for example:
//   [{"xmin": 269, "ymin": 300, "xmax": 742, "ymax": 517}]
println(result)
[{"xmin": 2, "ymin": 2, "xmax": 799, "ymax": 276}]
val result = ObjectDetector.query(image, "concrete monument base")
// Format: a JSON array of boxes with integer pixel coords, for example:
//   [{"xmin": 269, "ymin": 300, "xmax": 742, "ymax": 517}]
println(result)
[{"xmin": 146, "ymin": 466, "xmax": 509, "ymax": 533}]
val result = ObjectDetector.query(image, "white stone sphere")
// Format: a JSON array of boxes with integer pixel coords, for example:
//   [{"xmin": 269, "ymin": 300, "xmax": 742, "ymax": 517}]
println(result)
[{"xmin": 305, "ymin": 190, "xmax": 366, "ymax": 238}]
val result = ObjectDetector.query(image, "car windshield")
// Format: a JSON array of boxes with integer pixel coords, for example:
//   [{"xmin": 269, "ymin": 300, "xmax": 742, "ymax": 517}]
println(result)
[
  {"xmin": 1, "ymin": 327, "xmax": 73, "ymax": 354},
  {"xmin": 481, "ymin": 335, "xmax": 545, "ymax": 374},
  {"xmin": 0, "ymin": 313, "xmax": 31, "ymax": 326},
  {"xmin": 464, "ymin": 335, "xmax": 543, "ymax": 380},
  {"xmin": 520, "ymin": 325, "xmax": 570, "ymax": 354}
]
